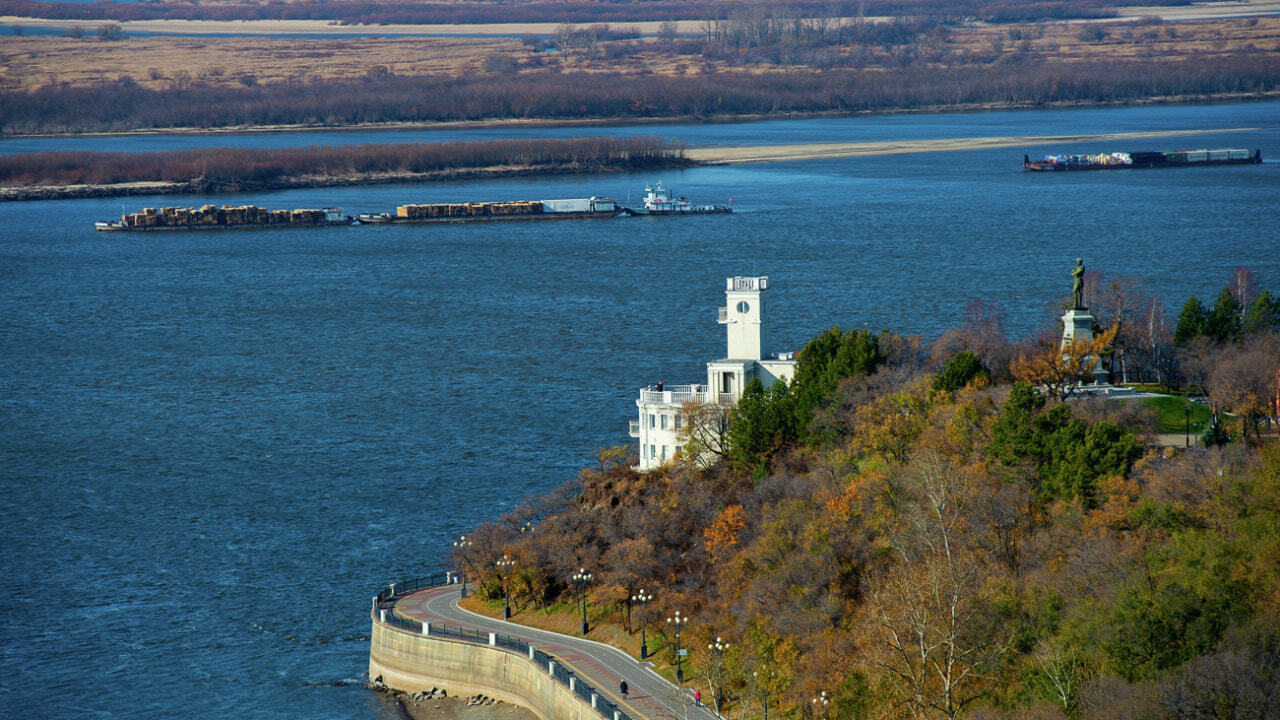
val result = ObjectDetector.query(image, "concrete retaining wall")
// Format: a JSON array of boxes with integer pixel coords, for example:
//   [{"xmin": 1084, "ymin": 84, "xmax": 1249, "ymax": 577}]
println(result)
[{"xmin": 369, "ymin": 620, "xmax": 605, "ymax": 720}]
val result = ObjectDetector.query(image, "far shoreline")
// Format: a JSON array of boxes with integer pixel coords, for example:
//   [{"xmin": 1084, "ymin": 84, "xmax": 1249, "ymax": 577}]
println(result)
[
  {"xmin": 4, "ymin": 1, "xmax": 1279, "ymax": 36},
  {"xmin": 0, "ymin": 162, "xmax": 694, "ymax": 202},
  {"xmin": 3, "ymin": 124, "xmax": 1267, "ymax": 202},
  {"xmin": 3, "ymin": 91, "xmax": 1278, "ymax": 142}
]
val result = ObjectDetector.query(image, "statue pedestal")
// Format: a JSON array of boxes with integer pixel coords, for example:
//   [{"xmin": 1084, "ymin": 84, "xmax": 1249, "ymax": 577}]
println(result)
[
  {"xmin": 1060, "ymin": 307, "xmax": 1094, "ymax": 348},
  {"xmin": 1061, "ymin": 307, "xmax": 1109, "ymax": 385}
]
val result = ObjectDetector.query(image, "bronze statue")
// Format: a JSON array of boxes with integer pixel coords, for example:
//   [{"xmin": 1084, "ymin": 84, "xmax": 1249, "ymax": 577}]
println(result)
[{"xmin": 1071, "ymin": 257, "xmax": 1085, "ymax": 309}]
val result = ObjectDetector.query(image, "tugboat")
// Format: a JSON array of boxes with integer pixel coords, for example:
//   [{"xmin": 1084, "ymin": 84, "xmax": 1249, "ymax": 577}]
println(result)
[{"xmin": 628, "ymin": 181, "xmax": 732, "ymax": 215}]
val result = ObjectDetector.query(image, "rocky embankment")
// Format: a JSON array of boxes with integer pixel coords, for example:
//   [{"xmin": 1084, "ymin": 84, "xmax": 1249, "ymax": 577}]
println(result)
[{"xmin": 371, "ymin": 681, "xmax": 537, "ymax": 720}]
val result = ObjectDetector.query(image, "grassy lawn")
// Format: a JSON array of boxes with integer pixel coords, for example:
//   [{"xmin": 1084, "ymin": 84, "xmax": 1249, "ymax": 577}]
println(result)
[{"xmin": 1134, "ymin": 394, "xmax": 1214, "ymax": 434}]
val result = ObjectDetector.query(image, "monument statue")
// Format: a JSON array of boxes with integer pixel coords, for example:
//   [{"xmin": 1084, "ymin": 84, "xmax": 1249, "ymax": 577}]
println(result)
[{"xmin": 1071, "ymin": 257, "xmax": 1085, "ymax": 310}]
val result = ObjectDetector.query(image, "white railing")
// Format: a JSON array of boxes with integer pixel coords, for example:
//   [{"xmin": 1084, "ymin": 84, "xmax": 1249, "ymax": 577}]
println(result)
[
  {"xmin": 730, "ymin": 276, "xmax": 766, "ymax": 291},
  {"xmin": 639, "ymin": 384, "xmax": 709, "ymax": 404}
]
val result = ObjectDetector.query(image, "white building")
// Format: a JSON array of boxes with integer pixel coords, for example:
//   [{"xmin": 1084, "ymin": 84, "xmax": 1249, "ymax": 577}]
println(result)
[{"xmin": 629, "ymin": 276, "xmax": 796, "ymax": 470}]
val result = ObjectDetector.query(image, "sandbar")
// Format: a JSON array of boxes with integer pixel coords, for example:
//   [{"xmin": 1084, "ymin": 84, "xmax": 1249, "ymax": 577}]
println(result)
[
  {"xmin": 0, "ymin": 17, "xmax": 719, "ymax": 36},
  {"xmin": 683, "ymin": 128, "xmax": 1263, "ymax": 164},
  {"xmin": 5, "ymin": 1, "xmax": 1278, "ymax": 37}
]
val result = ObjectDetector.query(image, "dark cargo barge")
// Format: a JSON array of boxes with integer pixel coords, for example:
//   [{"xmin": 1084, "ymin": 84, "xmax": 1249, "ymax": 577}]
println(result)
[{"xmin": 1023, "ymin": 148, "xmax": 1262, "ymax": 171}]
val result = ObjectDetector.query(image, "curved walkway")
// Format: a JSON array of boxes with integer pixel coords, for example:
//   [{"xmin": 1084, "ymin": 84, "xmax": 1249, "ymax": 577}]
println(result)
[{"xmin": 390, "ymin": 584, "xmax": 719, "ymax": 720}]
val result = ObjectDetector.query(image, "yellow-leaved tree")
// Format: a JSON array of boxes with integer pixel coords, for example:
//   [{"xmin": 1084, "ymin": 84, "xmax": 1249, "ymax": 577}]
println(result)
[{"xmin": 1011, "ymin": 325, "xmax": 1119, "ymax": 399}]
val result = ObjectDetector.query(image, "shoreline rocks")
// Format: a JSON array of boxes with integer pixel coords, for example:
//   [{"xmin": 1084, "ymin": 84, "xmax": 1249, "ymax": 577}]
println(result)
[{"xmin": 369, "ymin": 680, "xmax": 536, "ymax": 720}]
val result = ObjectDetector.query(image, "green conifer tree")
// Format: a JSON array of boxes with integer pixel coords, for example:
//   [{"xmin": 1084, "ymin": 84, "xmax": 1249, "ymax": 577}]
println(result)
[
  {"xmin": 1206, "ymin": 287, "xmax": 1243, "ymax": 344},
  {"xmin": 933, "ymin": 350, "xmax": 989, "ymax": 393},
  {"xmin": 1244, "ymin": 290, "xmax": 1280, "ymax": 334},
  {"xmin": 1173, "ymin": 296, "xmax": 1208, "ymax": 345}
]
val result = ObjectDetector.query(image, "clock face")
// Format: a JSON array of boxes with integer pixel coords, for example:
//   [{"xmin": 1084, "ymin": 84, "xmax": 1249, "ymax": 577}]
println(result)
[{"xmin": 737, "ymin": 301, "xmax": 751, "ymax": 314}]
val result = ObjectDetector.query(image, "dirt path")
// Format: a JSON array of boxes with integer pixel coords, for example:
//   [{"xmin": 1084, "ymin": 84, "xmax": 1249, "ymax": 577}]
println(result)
[{"xmin": 682, "ymin": 127, "xmax": 1263, "ymax": 164}]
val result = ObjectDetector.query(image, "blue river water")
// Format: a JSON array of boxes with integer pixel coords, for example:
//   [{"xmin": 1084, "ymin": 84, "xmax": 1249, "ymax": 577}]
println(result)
[{"xmin": 1, "ymin": 102, "xmax": 1278, "ymax": 720}]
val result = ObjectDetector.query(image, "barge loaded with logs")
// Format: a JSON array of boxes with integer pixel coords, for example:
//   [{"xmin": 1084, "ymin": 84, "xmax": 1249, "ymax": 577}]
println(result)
[
  {"xmin": 356, "ymin": 196, "xmax": 620, "ymax": 224},
  {"xmin": 94, "ymin": 184, "xmax": 731, "ymax": 232},
  {"xmin": 1023, "ymin": 148, "xmax": 1261, "ymax": 171},
  {"xmin": 95, "ymin": 204, "xmax": 351, "ymax": 231}
]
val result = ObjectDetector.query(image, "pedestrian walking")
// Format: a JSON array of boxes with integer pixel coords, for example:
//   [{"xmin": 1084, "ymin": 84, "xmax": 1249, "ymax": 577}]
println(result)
[
  {"xmin": 620, "ymin": 680, "xmax": 628, "ymax": 698},
  {"xmin": 694, "ymin": 689, "xmax": 701, "ymax": 707}
]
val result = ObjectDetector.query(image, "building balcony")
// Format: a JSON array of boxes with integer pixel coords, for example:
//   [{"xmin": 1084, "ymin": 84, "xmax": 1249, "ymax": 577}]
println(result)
[
  {"xmin": 717, "ymin": 306, "xmax": 730, "ymax": 324},
  {"xmin": 628, "ymin": 420, "xmax": 640, "ymax": 437},
  {"xmin": 639, "ymin": 384, "xmax": 709, "ymax": 405}
]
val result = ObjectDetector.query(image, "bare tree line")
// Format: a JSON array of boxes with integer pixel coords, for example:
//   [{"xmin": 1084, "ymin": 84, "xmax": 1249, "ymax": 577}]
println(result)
[
  {"xmin": 0, "ymin": 136, "xmax": 683, "ymax": 191},
  {"xmin": 3, "ymin": 55, "xmax": 1276, "ymax": 136}
]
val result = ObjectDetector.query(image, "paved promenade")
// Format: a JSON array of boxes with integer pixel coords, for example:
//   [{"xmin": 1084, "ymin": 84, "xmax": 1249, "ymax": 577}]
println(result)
[{"xmin": 391, "ymin": 584, "xmax": 721, "ymax": 720}]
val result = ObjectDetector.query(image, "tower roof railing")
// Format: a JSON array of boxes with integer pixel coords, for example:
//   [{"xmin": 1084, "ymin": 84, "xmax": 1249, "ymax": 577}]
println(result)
[
  {"xmin": 638, "ymin": 384, "xmax": 709, "ymax": 404},
  {"xmin": 728, "ymin": 276, "xmax": 768, "ymax": 291}
]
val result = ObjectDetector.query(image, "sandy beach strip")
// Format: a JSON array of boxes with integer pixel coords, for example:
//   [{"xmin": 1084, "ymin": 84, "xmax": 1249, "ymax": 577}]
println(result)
[
  {"xmin": 683, "ymin": 128, "xmax": 1263, "ymax": 164},
  {"xmin": 1112, "ymin": 0, "xmax": 1280, "ymax": 20},
  {"xmin": 0, "ymin": 16, "xmax": 719, "ymax": 36},
  {"xmin": 3, "ymin": 1, "xmax": 1276, "ymax": 35}
]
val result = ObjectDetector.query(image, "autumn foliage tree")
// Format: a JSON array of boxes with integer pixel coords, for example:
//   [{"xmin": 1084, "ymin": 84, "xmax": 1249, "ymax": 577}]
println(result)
[
  {"xmin": 1011, "ymin": 325, "xmax": 1119, "ymax": 400},
  {"xmin": 865, "ymin": 452, "xmax": 1010, "ymax": 720}
]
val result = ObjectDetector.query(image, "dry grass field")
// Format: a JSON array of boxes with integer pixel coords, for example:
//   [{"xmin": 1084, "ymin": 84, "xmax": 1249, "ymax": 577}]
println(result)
[
  {"xmin": 0, "ymin": 35, "xmax": 523, "ymax": 91},
  {"xmin": 951, "ymin": 15, "xmax": 1280, "ymax": 62},
  {"xmin": 1, "ymin": 13, "xmax": 1277, "ymax": 93}
]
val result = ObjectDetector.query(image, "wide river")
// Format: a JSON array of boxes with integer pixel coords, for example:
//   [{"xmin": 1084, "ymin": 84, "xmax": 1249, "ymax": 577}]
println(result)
[{"xmin": 2, "ymin": 101, "xmax": 1278, "ymax": 720}]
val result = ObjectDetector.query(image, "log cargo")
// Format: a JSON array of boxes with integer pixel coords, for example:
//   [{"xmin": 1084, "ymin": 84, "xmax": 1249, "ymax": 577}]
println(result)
[{"xmin": 95, "ymin": 204, "xmax": 351, "ymax": 231}]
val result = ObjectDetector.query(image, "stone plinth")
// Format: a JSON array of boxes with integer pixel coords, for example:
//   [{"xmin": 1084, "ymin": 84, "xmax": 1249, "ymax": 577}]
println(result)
[
  {"xmin": 1060, "ymin": 307, "xmax": 1094, "ymax": 349},
  {"xmin": 1061, "ymin": 307, "xmax": 1109, "ymax": 385}
]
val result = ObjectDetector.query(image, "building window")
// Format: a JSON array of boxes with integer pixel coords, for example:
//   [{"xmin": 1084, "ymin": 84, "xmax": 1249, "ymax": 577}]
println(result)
[
  {"xmin": 649, "ymin": 413, "xmax": 656, "ymax": 428},
  {"xmin": 649, "ymin": 445, "xmax": 656, "ymax": 460},
  {"xmin": 661, "ymin": 414, "xmax": 668, "ymax": 430},
  {"xmin": 661, "ymin": 445, "xmax": 668, "ymax": 460},
  {"xmin": 674, "ymin": 415, "xmax": 683, "ymax": 430}
]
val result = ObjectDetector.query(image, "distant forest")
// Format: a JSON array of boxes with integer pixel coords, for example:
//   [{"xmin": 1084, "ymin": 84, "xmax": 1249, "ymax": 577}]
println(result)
[
  {"xmin": 0, "ymin": 0, "xmax": 1133, "ymax": 25},
  {"xmin": 0, "ymin": 136, "xmax": 684, "ymax": 194},
  {"xmin": 4, "ymin": 56, "xmax": 1276, "ymax": 136}
]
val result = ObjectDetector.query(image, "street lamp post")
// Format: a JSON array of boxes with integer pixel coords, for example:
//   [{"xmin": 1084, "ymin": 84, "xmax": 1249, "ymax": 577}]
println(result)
[
  {"xmin": 1185, "ymin": 405, "xmax": 1191, "ymax": 447},
  {"xmin": 708, "ymin": 636, "xmax": 729, "ymax": 712},
  {"xmin": 667, "ymin": 610, "xmax": 687, "ymax": 683},
  {"xmin": 496, "ymin": 554, "xmax": 515, "ymax": 619},
  {"xmin": 632, "ymin": 589, "xmax": 653, "ymax": 659},
  {"xmin": 753, "ymin": 670, "xmax": 772, "ymax": 720},
  {"xmin": 453, "ymin": 536, "xmax": 473, "ymax": 599},
  {"xmin": 572, "ymin": 568, "xmax": 593, "ymax": 635},
  {"xmin": 811, "ymin": 691, "xmax": 829, "ymax": 720}
]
